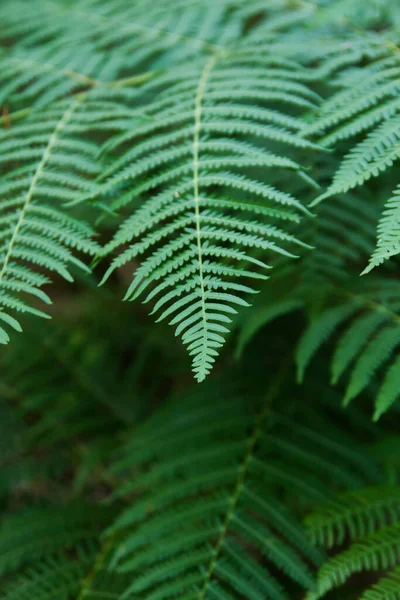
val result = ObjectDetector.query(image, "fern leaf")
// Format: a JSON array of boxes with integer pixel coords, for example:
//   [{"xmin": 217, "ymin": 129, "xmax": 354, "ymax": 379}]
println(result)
[
  {"xmin": 305, "ymin": 486, "xmax": 400, "ymax": 548},
  {"xmin": 0, "ymin": 504, "xmax": 111, "ymax": 577},
  {"xmin": 296, "ymin": 302, "xmax": 361, "ymax": 383},
  {"xmin": 101, "ymin": 48, "xmax": 316, "ymax": 381},
  {"xmin": 315, "ymin": 115, "xmax": 400, "ymax": 204},
  {"xmin": 362, "ymin": 184, "xmax": 400, "ymax": 274},
  {"xmin": 308, "ymin": 44, "xmax": 400, "ymax": 270},
  {"xmin": 296, "ymin": 278, "xmax": 400, "ymax": 418},
  {"xmin": 306, "ymin": 524, "xmax": 400, "ymax": 600},
  {"xmin": 360, "ymin": 567, "xmax": 400, "ymax": 600},
  {"xmin": 0, "ymin": 98, "xmax": 101, "ymax": 342},
  {"xmin": 101, "ymin": 377, "xmax": 321, "ymax": 600},
  {"xmin": 0, "ymin": 555, "xmax": 92, "ymax": 600}
]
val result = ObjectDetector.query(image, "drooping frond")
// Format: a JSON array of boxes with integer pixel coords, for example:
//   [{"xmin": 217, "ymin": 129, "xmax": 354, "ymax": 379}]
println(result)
[
  {"xmin": 0, "ymin": 97, "xmax": 103, "ymax": 343},
  {"xmin": 100, "ymin": 45, "xmax": 318, "ymax": 380}
]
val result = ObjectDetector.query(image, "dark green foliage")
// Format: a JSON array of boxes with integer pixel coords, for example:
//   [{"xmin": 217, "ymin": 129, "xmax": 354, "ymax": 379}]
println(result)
[{"xmin": 2, "ymin": 1, "xmax": 400, "ymax": 599}]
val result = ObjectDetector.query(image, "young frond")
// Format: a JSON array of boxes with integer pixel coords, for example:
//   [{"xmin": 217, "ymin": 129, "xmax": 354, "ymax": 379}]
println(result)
[{"xmin": 101, "ymin": 47, "xmax": 317, "ymax": 381}]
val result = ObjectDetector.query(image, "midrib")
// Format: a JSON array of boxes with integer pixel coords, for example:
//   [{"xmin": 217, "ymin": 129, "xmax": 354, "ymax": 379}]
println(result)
[{"xmin": 192, "ymin": 54, "xmax": 217, "ymax": 362}]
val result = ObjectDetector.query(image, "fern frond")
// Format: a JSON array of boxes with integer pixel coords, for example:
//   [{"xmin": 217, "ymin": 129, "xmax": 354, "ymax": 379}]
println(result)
[
  {"xmin": 306, "ymin": 41, "xmax": 400, "ymax": 271},
  {"xmin": 0, "ymin": 98, "xmax": 102, "ymax": 342},
  {"xmin": 305, "ymin": 486, "xmax": 400, "ymax": 548},
  {"xmin": 360, "ymin": 567, "xmax": 400, "ymax": 600},
  {"xmin": 296, "ymin": 277, "xmax": 400, "ymax": 419},
  {"xmin": 0, "ymin": 44, "xmax": 116, "ymax": 111},
  {"xmin": 100, "ymin": 374, "xmax": 322, "ymax": 600},
  {"xmin": 0, "ymin": 504, "xmax": 112, "ymax": 578},
  {"xmin": 362, "ymin": 184, "xmax": 400, "ymax": 274},
  {"xmin": 306, "ymin": 523, "xmax": 400, "ymax": 600},
  {"xmin": 101, "ymin": 47, "xmax": 317, "ymax": 381},
  {"xmin": 315, "ymin": 114, "xmax": 400, "ymax": 202},
  {"xmin": 0, "ymin": 554, "xmax": 92, "ymax": 600}
]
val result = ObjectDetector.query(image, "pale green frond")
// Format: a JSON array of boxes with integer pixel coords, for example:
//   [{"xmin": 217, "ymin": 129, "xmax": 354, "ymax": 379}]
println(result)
[
  {"xmin": 363, "ymin": 184, "xmax": 400, "ymax": 274},
  {"xmin": 0, "ymin": 97, "xmax": 103, "ymax": 342},
  {"xmin": 101, "ymin": 48, "xmax": 316, "ymax": 381}
]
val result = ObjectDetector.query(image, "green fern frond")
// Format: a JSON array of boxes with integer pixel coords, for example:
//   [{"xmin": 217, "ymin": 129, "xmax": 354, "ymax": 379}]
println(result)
[
  {"xmin": 296, "ymin": 277, "xmax": 400, "ymax": 418},
  {"xmin": 101, "ymin": 47, "xmax": 317, "ymax": 381},
  {"xmin": 306, "ymin": 523, "xmax": 400, "ymax": 600},
  {"xmin": 0, "ymin": 98, "xmax": 102, "ymax": 343},
  {"xmin": 0, "ymin": 44, "xmax": 117, "ymax": 111},
  {"xmin": 362, "ymin": 184, "xmax": 400, "ymax": 274},
  {"xmin": 0, "ymin": 504, "xmax": 112, "ymax": 578},
  {"xmin": 315, "ymin": 114, "xmax": 400, "ymax": 203},
  {"xmin": 360, "ymin": 567, "xmax": 400, "ymax": 600},
  {"xmin": 100, "ymin": 375, "xmax": 322, "ymax": 600},
  {"xmin": 0, "ymin": 554, "xmax": 93, "ymax": 600},
  {"xmin": 305, "ymin": 486, "xmax": 400, "ymax": 548},
  {"xmin": 306, "ymin": 41, "xmax": 400, "ymax": 271}
]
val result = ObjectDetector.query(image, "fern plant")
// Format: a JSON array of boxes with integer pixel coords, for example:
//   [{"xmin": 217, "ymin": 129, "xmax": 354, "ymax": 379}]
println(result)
[{"xmin": 3, "ymin": 1, "xmax": 400, "ymax": 599}]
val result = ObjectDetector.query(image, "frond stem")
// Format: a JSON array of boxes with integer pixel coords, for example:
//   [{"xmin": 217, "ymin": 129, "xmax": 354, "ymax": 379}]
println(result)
[{"xmin": 192, "ymin": 53, "xmax": 217, "ymax": 377}]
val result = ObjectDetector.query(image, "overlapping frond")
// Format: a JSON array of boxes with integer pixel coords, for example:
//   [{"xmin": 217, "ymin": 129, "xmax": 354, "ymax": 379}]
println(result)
[
  {"xmin": 78, "ymin": 370, "xmax": 386, "ymax": 600},
  {"xmin": 0, "ymin": 504, "xmax": 114, "ymax": 600},
  {"xmin": 305, "ymin": 486, "xmax": 400, "ymax": 548},
  {"xmin": 0, "ymin": 556, "xmax": 90, "ymax": 600},
  {"xmin": 297, "ymin": 278, "xmax": 400, "ymax": 419},
  {"xmin": 0, "ymin": 43, "xmax": 125, "ymax": 112},
  {"xmin": 0, "ymin": 504, "xmax": 111, "ymax": 578},
  {"xmin": 96, "ymin": 379, "xmax": 324, "ymax": 600},
  {"xmin": 0, "ymin": 0, "xmax": 234, "ymax": 75},
  {"xmin": 0, "ymin": 97, "xmax": 104, "ymax": 343},
  {"xmin": 305, "ymin": 486, "xmax": 400, "ymax": 600},
  {"xmin": 306, "ymin": 43, "xmax": 400, "ymax": 271},
  {"xmin": 101, "ymin": 46, "xmax": 318, "ymax": 380}
]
